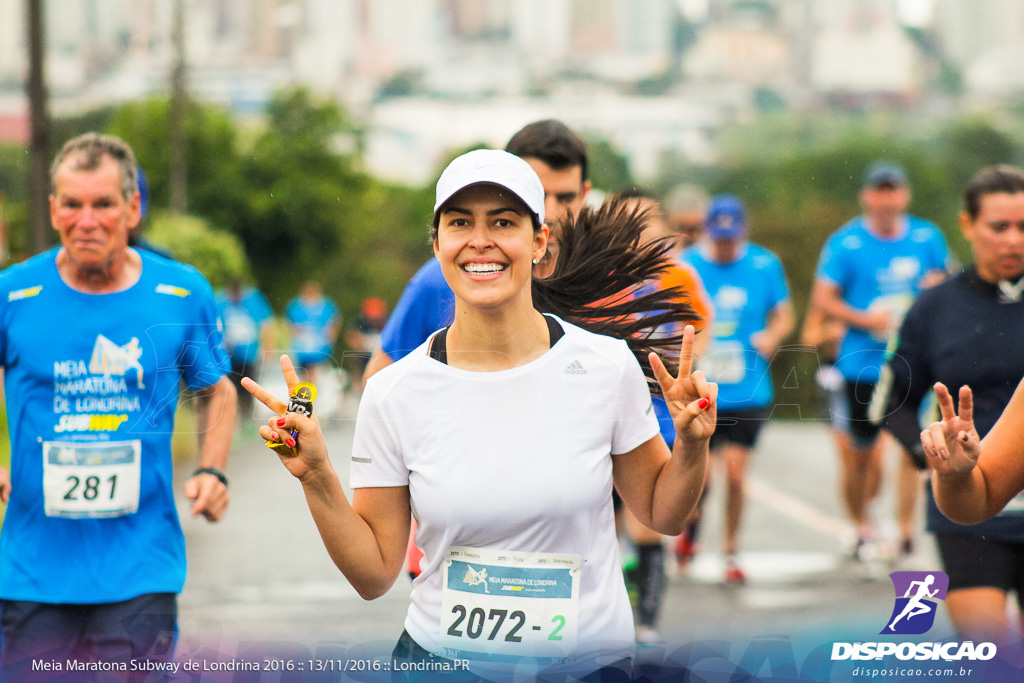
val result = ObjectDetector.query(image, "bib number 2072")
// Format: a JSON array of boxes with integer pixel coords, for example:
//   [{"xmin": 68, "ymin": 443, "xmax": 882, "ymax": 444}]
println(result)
[{"xmin": 446, "ymin": 606, "xmax": 566, "ymax": 643}]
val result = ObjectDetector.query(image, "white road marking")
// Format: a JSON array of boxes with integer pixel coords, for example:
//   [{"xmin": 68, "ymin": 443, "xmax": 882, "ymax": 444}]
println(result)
[{"xmin": 746, "ymin": 476, "xmax": 848, "ymax": 541}]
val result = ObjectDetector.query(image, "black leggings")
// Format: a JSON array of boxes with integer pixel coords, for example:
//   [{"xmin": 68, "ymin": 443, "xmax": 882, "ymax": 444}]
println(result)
[{"xmin": 936, "ymin": 532, "xmax": 1024, "ymax": 608}]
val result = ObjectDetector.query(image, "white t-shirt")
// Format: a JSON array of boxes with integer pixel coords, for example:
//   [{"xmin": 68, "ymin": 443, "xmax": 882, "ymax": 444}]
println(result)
[{"xmin": 349, "ymin": 317, "xmax": 660, "ymax": 666}]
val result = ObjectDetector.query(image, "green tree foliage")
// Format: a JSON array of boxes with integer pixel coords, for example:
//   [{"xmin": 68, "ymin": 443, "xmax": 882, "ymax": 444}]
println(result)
[
  {"xmin": 107, "ymin": 97, "xmax": 247, "ymax": 234},
  {"xmin": 0, "ymin": 144, "xmax": 27, "ymax": 201},
  {"xmin": 325, "ymin": 182, "xmax": 434, "ymax": 314},
  {"xmin": 50, "ymin": 107, "xmax": 118, "ymax": 157},
  {"xmin": 0, "ymin": 145, "xmax": 29, "ymax": 262},
  {"xmin": 237, "ymin": 88, "xmax": 371, "ymax": 306},
  {"xmin": 940, "ymin": 117, "xmax": 1024, "ymax": 190},
  {"xmin": 144, "ymin": 212, "xmax": 252, "ymax": 289},
  {"xmin": 586, "ymin": 137, "xmax": 633, "ymax": 192},
  {"xmin": 98, "ymin": 90, "xmax": 435, "ymax": 345}
]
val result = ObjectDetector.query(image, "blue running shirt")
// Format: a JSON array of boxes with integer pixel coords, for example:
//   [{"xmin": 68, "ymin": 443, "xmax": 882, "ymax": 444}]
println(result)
[
  {"xmin": 285, "ymin": 295, "xmax": 339, "ymax": 366},
  {"xmin": 217, "ymin": 287, "xmax": 273, "ymax": 365},
  {"xmin": 816, "ymin": 216, "xmax": 949, "ymax": 383},
  {"xmin": 684, "ymin": 243, "xmax": 790, "ymax": 410},
  {"xmin": 380, "ymin": 258, "xmax": 455, "ymax": 362},
  {"xmin": 0, "ymin": 249, "xmax": 229, "ymax": 604}
]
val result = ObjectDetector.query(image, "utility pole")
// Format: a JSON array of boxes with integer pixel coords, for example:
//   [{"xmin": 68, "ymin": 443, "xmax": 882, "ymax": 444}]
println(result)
[
  {"xmin": 169, "ymin": 0, "xmax": 187, "ymax": 214},
  {"xmin": 27, "ymin": 0, "xmax": 51, "ymax": 254}
]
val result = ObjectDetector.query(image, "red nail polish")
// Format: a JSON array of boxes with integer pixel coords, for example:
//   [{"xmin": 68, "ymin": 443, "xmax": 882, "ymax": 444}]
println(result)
[
  {"xmin": 277, "ymin": 417, "xmax": 286, "ymax": 427},
  {"xmin": 697, "ymin": 398, "xmax": 710, "ymax": 410},
  {"xmin": 285, "ymin": 437, "xmax": 296, "ymax": 448}
]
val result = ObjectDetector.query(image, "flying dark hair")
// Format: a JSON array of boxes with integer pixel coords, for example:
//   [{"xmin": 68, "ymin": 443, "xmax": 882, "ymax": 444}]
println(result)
[
  {"xmin": 533, "ymin": 197, "xmax": 702, "ymax": 394},
  {"xmin": 505, "ymin": 120, "xmax": 589, "ymax": 183},
  {"xmin": 964, "ymin": 164, "xmax": 1024, "ymax": 220}
]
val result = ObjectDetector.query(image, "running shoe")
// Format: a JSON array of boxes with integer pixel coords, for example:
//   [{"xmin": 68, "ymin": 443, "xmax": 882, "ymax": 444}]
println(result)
[
  {"xmin": 724, "ymin": 557, "xmax": 746, "ymax": 585},
  {"xmin": 850, "ymin": 540, "xmax": 886, "ymax": 580},
  {"xmin": 635, "ymin": 625, "xmax": 664, "ymax": 646},
  {"xmin": 891, "ymin": 537, "xmax": 921, "ymax": 570},
  {"xmin": 850, "ymin": 535, "xmax": 878, "ymax": 563},
  {"xmin": 675, "ymin": 526, "xmax": 699, "ymax": 570}
]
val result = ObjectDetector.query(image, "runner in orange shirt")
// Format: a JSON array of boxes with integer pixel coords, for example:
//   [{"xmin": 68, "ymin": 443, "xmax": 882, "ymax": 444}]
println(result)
[{"xmin": 616, "ymin": 190, "xmax": 714, "ymax": 643}]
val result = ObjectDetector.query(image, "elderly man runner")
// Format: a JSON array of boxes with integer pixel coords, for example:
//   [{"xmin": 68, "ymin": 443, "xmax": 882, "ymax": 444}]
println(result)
[{"xmin": 0, "ymin": 133, "xmax": 236, "ymax": 674}]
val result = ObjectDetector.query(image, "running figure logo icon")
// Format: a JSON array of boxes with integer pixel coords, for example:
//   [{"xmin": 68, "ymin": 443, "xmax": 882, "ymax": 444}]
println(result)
[
  {"xmin": 89, "ymin": 334, "xmax": 145, "ymax": 389},
  {"xmin": 463, "ymin": 565, "xmax": 489, "ymax": 593},
  {"xmin": 881, "ymin": 571, "xmax": 949, "ymax": 635}
]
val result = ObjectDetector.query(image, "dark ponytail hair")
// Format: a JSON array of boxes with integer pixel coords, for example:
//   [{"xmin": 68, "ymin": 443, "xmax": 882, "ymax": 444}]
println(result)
[{"xmin": 533, "ymin": 196, "xmax": 702, "ymax": 394}]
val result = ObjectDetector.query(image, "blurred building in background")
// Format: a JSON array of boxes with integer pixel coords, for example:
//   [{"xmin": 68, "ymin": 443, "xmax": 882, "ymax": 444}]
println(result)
[
  {"xmin": 933, "ymin": 0, "xmax": 1024, "ymax": 98},
  {"xmin": 0, "ymin": 0, "xmax": 1018, "ymax": 180}
]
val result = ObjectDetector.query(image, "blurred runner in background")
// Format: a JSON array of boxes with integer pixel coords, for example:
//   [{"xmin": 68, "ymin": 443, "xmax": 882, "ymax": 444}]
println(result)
[
  {"xmin": 683, "ymin": 194, "xmax": 794, "ymax": 584},
  {"xmin": 812, "ymin": 161, "xmax": 950, "ymax": 568},
  {"xmin": 217, "ymin": 278, "xmax": 275, "ymax": 425},
  {"xmin": 285, "ymin": 279, "xmax": 340, "ymax": 385},
  {"xmin": 345, "ymin": 296, "xmax": 388, "ymax": 390},
  {"xmin": 617, "ymin": 189, "xmax": 714, "ymax": 641}
]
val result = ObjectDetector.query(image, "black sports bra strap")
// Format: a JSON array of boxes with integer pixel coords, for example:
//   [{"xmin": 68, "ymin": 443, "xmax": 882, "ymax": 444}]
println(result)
[
  {"xmin": 545, "ymin": 314, "xmax": 565, "ymax": 345},
  {"xmin": 428, "ymin": 328, "xmax": 449, "ymax": 364}
]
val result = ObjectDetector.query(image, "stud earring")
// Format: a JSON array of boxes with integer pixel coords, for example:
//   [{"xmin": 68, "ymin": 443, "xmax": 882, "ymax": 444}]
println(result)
[{"xmin": 532, "ymin": 258, "xmax": 540, "ymax": 265}]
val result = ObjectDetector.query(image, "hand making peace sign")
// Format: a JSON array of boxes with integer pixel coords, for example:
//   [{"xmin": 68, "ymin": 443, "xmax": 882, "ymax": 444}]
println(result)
[
  {"xmin": 649, "ymin": 325, "xmax": 718, "ymax": 443},
  {"xmin": 241, "ymin": 355, "xmax": 331, "ymax": 481},
  {"xmin": 921, "ymin": 382, "xmax": 982, "ymax": 476}
]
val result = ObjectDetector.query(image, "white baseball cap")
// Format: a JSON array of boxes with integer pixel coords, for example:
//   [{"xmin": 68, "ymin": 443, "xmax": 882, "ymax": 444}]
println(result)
[{"xmin": 434, "ymin": 149, "xmax": 545, "ymax": 226}]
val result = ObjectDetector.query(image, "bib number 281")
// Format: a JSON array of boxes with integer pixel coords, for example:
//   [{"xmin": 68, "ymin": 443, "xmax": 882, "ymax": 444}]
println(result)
[
  {"xmin": 43, "ymin": 440, "xmax": 141, "ymax": 518},
  {"xmin": 64, "ymin": 474, "xmax": 119, "ymax": 501}
]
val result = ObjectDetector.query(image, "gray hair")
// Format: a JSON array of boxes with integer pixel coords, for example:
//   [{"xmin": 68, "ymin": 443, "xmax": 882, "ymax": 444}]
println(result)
[
  {"xmin": 50, "ymin": 133, "xmax": 138, "ymax": 202},
  {"xmin": 664, "ymin": 184, "xmax": 709, "ymax": 216}
]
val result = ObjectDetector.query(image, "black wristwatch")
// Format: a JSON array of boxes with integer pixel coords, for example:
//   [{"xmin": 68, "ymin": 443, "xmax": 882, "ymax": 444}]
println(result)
[{"xmin": 192, "ymin": 467, "xmax": 229, "ymax": 488}]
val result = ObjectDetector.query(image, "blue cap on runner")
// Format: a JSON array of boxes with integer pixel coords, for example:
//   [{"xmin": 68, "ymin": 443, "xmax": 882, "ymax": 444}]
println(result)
[{"xmin": 705, "ymin": 194, "xmax": 746, "ymax": 240}]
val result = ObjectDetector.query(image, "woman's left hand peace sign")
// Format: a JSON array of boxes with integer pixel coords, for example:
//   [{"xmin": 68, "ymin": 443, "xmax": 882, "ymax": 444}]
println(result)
[{"xmin": 649, "ymin": 325, "xmax": 717, "ymax": 442}]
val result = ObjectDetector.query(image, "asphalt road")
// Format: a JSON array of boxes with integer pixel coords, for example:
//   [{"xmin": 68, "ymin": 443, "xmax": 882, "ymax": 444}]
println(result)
[{"xmin": 173, "ymin": 393, "xmax": 952, "ymax": 671}]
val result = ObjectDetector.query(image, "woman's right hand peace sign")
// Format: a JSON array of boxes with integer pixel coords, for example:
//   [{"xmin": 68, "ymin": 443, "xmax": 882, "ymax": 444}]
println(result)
[
  {"xmin": 649, "ymin": 325, "xmax": 718, "ymax": 443},
  {"xmin": 921, "ymin": 382, "xmax": 982, "ymax": 476},
  {"xmin": 241, "ymin": 355, "xmax": 331, "ymax": 482}
]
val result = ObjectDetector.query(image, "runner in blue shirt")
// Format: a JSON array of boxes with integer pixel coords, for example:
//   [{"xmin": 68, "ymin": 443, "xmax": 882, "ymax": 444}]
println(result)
[
  {"xmin": 0, "ymin": 134, "xmax": 236, "ymax": 676},
  {"xmin": 812, "ymin": 161, "xmax": 950, "ymax": 565},
  {"xmin": 375, "ymin": 258, "xmax": 454, "ymax": 369},
  {"xmin": 217, "ymin": 279, "xmax": 275, "ymax": 422},
  {"xmin": 683, "ymin": 194, "xmax": 794, "ymax": 583},
  {"xmin": 285, "ymin": 280, "xmax": 339, "ymax": 383}
]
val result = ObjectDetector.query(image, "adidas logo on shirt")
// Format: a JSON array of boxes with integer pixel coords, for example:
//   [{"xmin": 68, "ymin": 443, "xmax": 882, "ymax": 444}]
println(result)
[{"xmin": 564, "ymin": 360, "xmax": 587, "ymax": 375}]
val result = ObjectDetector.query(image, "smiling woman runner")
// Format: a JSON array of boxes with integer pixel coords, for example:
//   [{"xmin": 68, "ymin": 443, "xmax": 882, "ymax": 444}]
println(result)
[{"xmin": 243, "ymin": 149, "xmax": 715, "ymax": 680}]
